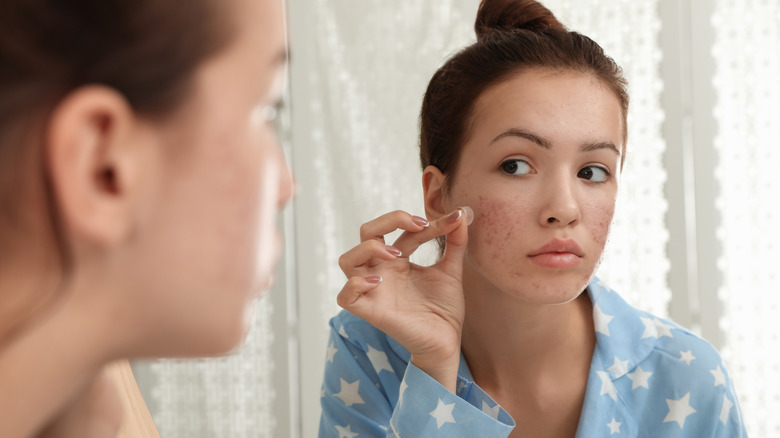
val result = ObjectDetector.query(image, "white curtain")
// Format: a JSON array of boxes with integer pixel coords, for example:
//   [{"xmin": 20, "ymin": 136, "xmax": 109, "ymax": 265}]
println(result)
[{"xmin": 713, "ymin": 1, "xmax": 780, "ymax": 435}]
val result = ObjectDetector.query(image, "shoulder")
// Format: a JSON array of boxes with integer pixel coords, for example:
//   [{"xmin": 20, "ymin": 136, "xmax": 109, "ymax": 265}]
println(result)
[
  {"xmin": 629, "ymin": 316, "xmax": 744, "ymax": 433},
  {"xmin": 590, "ymin": 280, "xmax": 743, "ymax": 433},
  {"xmin": 642, "ymin": 312, "xmax": 723, "ymax": 369},
  {"xmin": 589, "ymin": 278, "xmax": 723, "ymax": 368},
  {"xmin": 640, "ymin": 309, "xmax": 732, "ymax": 399},
  {"xmin": 589, "ymin": 278, "xmax": 728, "ymax": 394}
]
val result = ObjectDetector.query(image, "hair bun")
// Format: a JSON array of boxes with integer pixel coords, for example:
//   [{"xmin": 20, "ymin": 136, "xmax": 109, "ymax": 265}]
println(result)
[{"xmin": 475, "ymin": 0, "xmax": 566, "ymax": 42}]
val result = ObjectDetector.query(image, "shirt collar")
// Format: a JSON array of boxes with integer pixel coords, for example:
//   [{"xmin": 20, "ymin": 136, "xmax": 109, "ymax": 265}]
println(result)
[{"xmin": 384, "ymin": 276, "xmax": 656, "ymax": 384}]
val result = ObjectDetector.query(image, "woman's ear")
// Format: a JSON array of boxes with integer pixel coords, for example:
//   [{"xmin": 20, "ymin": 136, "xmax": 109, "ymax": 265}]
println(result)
[
  {"xmin": 422, "ymin": 165, "xmax": 447, "ymax": 221},
  {"xmin": 45, "ymin": 85, "xmax": 150, "ymax": 248}
]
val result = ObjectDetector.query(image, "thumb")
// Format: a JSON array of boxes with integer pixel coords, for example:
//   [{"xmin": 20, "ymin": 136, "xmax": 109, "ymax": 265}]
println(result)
[{"xmin": 436, "ymin": 206, "xmax": 472, "ymax": 278}]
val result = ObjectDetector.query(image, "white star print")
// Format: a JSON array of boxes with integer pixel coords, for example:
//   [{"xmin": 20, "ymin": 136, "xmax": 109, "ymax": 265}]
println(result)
[
  {"xmin": 663, "ymin": 393, "xmax": 697, "ymax": 429},
  {"xmin": 339, "ymin": 325, "xmax": 349, "ymax": 339},
  {"xmin": 335, "ymin": 424, "xmax": 359, "ymax": 438},
  {"xmin": 679, "ymin": 350, "xmax": 695, "ymax": 365},
  {"xmin": 367, "ymin": 345, "xmax": 393, "ymax": 374},
  {"xmin": 429, "ymin": 399, "xmax": 456, "ymax": 429},
  {"xmin": 597, "ymin": 371, "xmax": 618, "ymax": 401},
  {"xmin": 640, "ymin": 317, "xmax": 657, "ymax": 339},
  {"xmin": 594, "ymin": 304, "xmax": 615, "ymax": 336},
  {"xmin": 608, "ymin": 356, "xmax": 629, "ymax": 377},
  {"xmin": 596, "ymin": 279, "xmax": 611, "ymax": 291},
  {"xmin": 710, "ymin": 365, "xmax": 726, "ymax": 387},
  {"xmin": 481, "ymin": 400, "xmax": 500, "ymax": 420},
  {"xmin": 607, "ymin": 417, "xmax": 622, "ymax": 434},
  {"xmin": 640, "ymin": 317, "xmax": 675, "ymax": 339},
  {"xmin": 326, "ymin": 341, "xmax": 338, "ymax": 363},
  {"xmin": 719, "ymin": 394, "xmax": 734, "ymax": 425},
  {"xmin": 456, "ymin": 380, "xmax": 468, "ymax": 394},
  {"xmin": 398, "ymin": 380, "xmax": 408, "ymax": 406},
  {"xmin": 654, "ymin": 318, "xmax": 675, "ymax": 338},
  {"xmin": 627, "ymin": 365, "xmax": 652, "ymax": 390},
  {"xmin": 334, "ymin": 378, "xmax": 365, "ymax": 407}
]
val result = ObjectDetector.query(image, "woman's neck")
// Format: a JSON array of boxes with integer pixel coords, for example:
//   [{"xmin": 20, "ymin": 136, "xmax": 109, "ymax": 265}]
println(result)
[
  {"xmin": 0, "ymin": 275, "xmax": 118, "ymax": 437},
  {"xmin": 459, "ymin": 269, "xmax": 596, "ymax": 396}
]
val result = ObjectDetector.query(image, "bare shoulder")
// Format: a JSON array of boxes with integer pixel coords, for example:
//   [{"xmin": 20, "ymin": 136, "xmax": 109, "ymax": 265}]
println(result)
[{"xmin": 106, "ymin": 360, "xmax": 161, "ymax": 438}]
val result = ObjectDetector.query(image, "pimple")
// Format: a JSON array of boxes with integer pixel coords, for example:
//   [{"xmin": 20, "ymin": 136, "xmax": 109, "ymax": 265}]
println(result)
[{"xmin": 527, "ymin": 280, "xmax": 542, "ymax": 291}]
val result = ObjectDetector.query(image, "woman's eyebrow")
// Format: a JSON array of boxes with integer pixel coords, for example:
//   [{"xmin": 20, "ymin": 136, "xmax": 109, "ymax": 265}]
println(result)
[
  {"xmin": 491, "ymin": 128, "xmax": 621, "ymax": 157},
  {"xmin": 581, "ymin": 141, "xmax": 621, "ymax": 157},
  {"xmin": 490, "ymin": 128, "xmax": 551, "ymax": 148}
]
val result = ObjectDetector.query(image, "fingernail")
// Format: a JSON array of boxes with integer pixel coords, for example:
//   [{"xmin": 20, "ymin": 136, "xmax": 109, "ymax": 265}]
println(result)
[
  {"xmin": 366, "ymin": 276, "xmax": 383, "ymax": 284},
  {"xmin": 445, "ymin": 209, "xmax": 462, "ymax": 224},
  {"xmin": 386, "ymin": 245, "xmax": 402, "ymax": 257},
  {"xmin": 412, "ymin": 216, "xmax": 429, "ymax": 227},
  {"xmin": 459, "ymin": 206, "xmax": 474, "ymax": 226}
]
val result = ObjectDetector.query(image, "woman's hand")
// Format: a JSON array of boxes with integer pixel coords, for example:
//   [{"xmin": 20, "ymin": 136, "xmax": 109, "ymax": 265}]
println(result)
[{"xmin": 337, "ymin": 207, "xmax": 472, "ymax": 392}]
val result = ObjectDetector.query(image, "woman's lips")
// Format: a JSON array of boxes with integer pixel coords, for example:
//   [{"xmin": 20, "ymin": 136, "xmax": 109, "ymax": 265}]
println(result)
[
  {"xmin": 528, "ymin": 252, "xmax": 582, "ymax": 268},
  {"xmin": 528, "ymin": 238, "xmax": 584, "ymax": 268}
]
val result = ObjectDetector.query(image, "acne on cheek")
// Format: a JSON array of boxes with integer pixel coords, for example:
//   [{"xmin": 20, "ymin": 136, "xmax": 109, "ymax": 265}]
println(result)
[
  {"xmin": 587, "ymin": 204, "xmax": 615, "ymax": 248},
  {"xmin": 471, "ymin": 195, "xmax": 525, "ymax": 261}
]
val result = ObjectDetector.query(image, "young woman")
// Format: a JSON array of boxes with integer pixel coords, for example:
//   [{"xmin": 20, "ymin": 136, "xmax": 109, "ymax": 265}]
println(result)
[
  {"xmin": 0, "ymin": 0, "xmax": 291, "ymax": 436},
  {"xmin": 319, "ymin": 0, "xmax": 746, "ymax": 436}
]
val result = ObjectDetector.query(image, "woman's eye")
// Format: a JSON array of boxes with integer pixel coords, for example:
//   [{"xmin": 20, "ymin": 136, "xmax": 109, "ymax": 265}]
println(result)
[
  {"xmin": 263, "ymin": 101, "xmax": 284, "ymax": 123},
  {"xmin": 263, "ymin": 105, "xmax": 278, "ymax": 122},
  {"xmin": 251, "ymin": 101, "xmax": 283, "ymax": 126},
  {"xmin": 578, "ymin": 166, "xmax": 610, "ymax": 183},
  {"xmin": 500, "ymin": 159, "xmax": 532, "ymax": 176}
]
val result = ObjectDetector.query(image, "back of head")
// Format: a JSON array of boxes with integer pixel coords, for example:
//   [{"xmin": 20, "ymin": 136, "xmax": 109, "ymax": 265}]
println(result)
[
  {"xmin": 420, "ymin": 0, "xmax": 628, "ymax": 185},
  {"xmin": 0, "ymin": 0, "xmax": 229, "ymax": 127},
  {"xmin": 0, "ymin": 0, "xmax": 230, "ymax": 337}
]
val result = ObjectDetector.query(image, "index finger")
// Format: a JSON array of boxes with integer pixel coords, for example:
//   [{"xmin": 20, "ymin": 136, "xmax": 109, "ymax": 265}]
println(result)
[
  {"xmin": 392, "ymin": 206, "xmax": 473, "ymax": 258},
  {"xmin": 359, "ymin": 210, "xmax": 430, "ymax": 242}
]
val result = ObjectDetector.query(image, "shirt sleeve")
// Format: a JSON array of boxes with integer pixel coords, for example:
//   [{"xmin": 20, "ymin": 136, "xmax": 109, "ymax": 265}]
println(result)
[
  {"xmin": 633, "ymin": 332, "xmax": 750, "ymax": 437},
  {"xmin": 387, "ymin": 363, "xmax": 515, "ymax": 437},
  {"xmin": 705, "ymin": 358, "xmax": 749, "ymax": 438},
  {"xmin": 319, "ymin": 318, "xmax": 515, "ymax": 437}
]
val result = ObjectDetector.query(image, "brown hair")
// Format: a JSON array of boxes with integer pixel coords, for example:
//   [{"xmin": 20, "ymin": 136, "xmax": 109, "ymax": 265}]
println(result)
[
  {"xmin": 420, "ymin": 0, "xmax": 629, "ymax": 185},
  {"xmin": 0, "ymin": 0, "xmax": 230, "ymax": 126},
  {"xmin": 0, "ymin": 0, "xmax": 232, "ymax": 321}
]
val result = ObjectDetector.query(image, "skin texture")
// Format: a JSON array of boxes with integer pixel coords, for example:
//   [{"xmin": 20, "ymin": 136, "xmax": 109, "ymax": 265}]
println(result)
[
  {"xmin": 339, "ymin": 68, "xmax": 624, "ymax": 438},
  {"xmin": 0, "ymin": 0, "xmax": 291, "ymax": 436}
]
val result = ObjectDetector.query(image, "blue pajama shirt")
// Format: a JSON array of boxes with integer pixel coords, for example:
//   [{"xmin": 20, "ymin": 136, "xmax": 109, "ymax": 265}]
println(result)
[{"xmin": 319, "ymin": 278, "xmax": 748, "ymax": 437}]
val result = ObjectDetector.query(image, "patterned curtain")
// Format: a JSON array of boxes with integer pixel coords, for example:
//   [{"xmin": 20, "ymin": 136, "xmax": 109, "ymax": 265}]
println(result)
[{"xmin": 713, "ymin": 1, "xmax": 780, "ymax": 435}]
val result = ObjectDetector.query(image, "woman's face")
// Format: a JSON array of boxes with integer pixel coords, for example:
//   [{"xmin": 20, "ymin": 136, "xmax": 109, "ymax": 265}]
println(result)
[
  {"xmin": 126, "ymin": 0, "xmax": 291, "ymax": 355},
  {"xmin": 444, "ymin": 69, "xmax": 623, "ymax": 305}
]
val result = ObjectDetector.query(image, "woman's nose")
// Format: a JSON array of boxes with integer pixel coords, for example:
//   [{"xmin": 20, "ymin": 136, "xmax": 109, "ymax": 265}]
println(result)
[{"xmin": 539, "ymin": 178, "xmax": 580, "ymax": 227}]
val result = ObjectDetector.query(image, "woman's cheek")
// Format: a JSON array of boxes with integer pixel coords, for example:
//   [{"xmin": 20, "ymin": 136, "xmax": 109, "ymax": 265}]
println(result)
[
  {"xmin": 468, "ymin": 194, "xmax": 530, "ymax": 262},
  {"xmin": 585, "ymin": 199, "xmax": 615, "ymax": 249}
]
